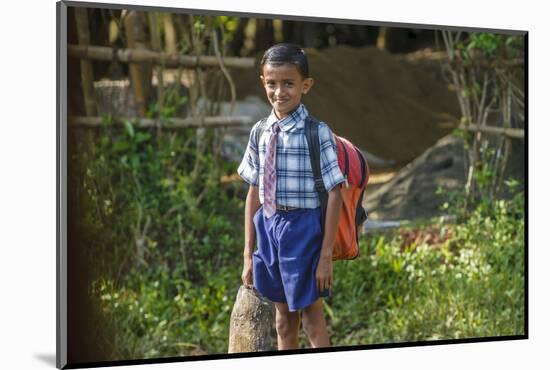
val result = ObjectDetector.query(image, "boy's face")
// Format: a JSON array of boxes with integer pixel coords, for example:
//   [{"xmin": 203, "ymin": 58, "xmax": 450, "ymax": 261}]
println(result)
[{"xmin": 260, "ymin": 63, "xmax": 314, "ymax": 119}]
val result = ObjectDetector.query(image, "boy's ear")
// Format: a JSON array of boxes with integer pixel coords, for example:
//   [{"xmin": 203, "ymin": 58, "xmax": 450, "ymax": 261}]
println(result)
[
  {"xmin": 302, "ymin": 77, "xmax": 314, "ymax": 95},
  {"xmin": 260, "ymin": 75, "xmax": 265, "ymax": 85}
]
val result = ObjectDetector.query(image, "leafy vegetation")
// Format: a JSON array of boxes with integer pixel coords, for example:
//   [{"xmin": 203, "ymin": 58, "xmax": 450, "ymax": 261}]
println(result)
[
  {"xmin": 71, "ymin": 117, "xmax": 524, "ymax": 357},
  {"xmin": 328, "ymin": 185, "xmax": 524, "ymax": 345},
  {"xmin": 440, "ymin": 31, "xmax": 524, "ymax": 210},
  {"xmin": 69, "ymin": 92, "xmax": 247, "ymax": 358}
]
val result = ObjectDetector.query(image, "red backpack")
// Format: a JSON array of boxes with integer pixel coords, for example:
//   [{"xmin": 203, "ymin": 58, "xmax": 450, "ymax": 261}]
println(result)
[
  {"xmin": 304, "ymin": 115, "xmax": 369, "ymax": 260},
  {"xmin": 255, "ymin": 115, "xmax": 369, "ymax": 260}
]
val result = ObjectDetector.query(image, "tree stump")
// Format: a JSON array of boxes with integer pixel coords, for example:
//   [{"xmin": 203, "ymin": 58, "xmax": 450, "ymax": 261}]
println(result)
[{"xmin": 228, "ymin": 285, "xmax": 275, "ymax": 353}]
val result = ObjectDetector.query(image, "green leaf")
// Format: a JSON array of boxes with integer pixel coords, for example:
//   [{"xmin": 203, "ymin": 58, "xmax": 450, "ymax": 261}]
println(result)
[
  {"xmin": 113, "ymin": 140, "xmax": 129, "ymax": 152},
  {"xmin": 323, "ymin": 300, "xmax": 336, "ymax": 323},
  {"xmin": 135, "ymin": 132, "xmax": 151, "ymax": 144},
  {"xmin": 124, "ymin": 119, "xmax": 135, "ymax": 138}
]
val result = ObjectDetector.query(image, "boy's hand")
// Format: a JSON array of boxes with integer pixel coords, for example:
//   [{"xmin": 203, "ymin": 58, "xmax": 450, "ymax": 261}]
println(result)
[
  {"xmin": 241, "ymin": 256, "xmax": 253, "ymax": 287},
  {"xmin": 315, "ymin": 255, "xmax": 333, "ymax": 292}
]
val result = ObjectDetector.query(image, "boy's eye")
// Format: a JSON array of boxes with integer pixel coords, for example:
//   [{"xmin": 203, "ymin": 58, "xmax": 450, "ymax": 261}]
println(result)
[{"xmin": 265, "ymin": 81, "xmax": 293, "ymax": 87}]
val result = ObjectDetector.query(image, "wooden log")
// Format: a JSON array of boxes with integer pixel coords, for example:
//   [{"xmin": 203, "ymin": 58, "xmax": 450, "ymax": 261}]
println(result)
[
  {"xmin": 67, "ymin": 44, "xmax": 256, "ymax": 69},
  {"xmin": 74, "ymin": 8, "xmax": 97, "ymax": 116},
  {"xmin": 68, "ymin": 115, "xmax": 255, "ymax": 128},
  {"xmin": 228, "ymin": 285, "xmax": 275, "ymax": 353}
]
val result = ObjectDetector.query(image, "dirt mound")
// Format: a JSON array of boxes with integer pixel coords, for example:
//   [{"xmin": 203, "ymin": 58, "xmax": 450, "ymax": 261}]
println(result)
[
  {"xmin": 363, "ymin": 134, "xmax": 525, "ymax": 221},
  {"xmin": 364, "ymin": 134, "xmax": 466, "ymax": 220},
  {"xmin": 230, "ymin": 45, "xmax": 460, "ymax": 164}
]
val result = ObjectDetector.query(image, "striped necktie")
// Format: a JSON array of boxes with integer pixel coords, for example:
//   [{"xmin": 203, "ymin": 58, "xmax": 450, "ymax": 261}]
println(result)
[{"xmin": 263, "ymin": 123, "xmax": 281, "ymax": 218}]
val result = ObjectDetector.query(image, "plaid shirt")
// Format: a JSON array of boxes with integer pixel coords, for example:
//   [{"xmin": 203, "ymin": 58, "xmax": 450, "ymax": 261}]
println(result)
[{"xmin": 237, "ymin": 103, "xmax": 345, "ymax": 209}]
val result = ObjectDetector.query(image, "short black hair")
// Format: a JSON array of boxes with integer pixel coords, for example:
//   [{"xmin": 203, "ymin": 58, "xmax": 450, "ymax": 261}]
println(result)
[{"xmin": 260, "ymin": 43, "xmax": 309, "ymax": 78}]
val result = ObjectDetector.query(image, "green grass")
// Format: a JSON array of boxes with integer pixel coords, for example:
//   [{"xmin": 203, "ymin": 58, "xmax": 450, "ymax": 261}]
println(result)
[
  {"xmin": 92, "ymin": 191, "xmax": 524, "ymax": 356},
  {"xmin": 327, "ymin": 193, "xmax": 525, "ymax": 345}
]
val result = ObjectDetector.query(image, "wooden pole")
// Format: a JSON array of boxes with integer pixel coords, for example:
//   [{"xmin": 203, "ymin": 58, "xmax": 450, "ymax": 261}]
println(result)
[
  {"xmin": 148, "ymin": 12, "xmax": 164, "ymax": 118},
  {"xmin": 124, "ymin": 10, "xmax": 152, "ymax": 117},
  {"xmin": 163, "ymin": 13, "xmax": 178, "ymax": 54},
  {"xmin": 67, "ymin": 44, "xmax": 256, "ymax": 69},
  {"xmin": 376, "ymin": 27, "xmax": 387, "ymax": 50},
  {"xmin": 439, "ymin": 122, "xmax": 524, "ymax": 139},
  {"xmin": 68, "ymin": 115, "xmax": 255, "ymax": 128},
  {"xmin": 458, "ymin": 124, "xmax": 524, "ymax": 139},
  {"xmin": 73, "ymin": 8, "xmax": 97, "ymax": 116},
  {"xmin": 400, "ymin": 50, "xmax": 524, "ymax": 68}
]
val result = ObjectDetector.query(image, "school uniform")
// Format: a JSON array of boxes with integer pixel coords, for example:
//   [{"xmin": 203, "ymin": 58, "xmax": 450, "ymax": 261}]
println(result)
[{"xmin": 238, "ymin": 103, "xmax": 345, "ymax": 312}]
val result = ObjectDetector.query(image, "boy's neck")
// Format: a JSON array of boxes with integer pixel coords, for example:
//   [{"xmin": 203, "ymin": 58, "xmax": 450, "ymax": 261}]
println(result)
[{"xmin": 274, "ymin": 103, "xmax": 302, "ymax": 120}]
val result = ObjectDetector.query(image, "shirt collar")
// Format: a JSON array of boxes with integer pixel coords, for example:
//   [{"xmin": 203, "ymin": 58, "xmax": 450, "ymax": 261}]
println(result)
[{"xmin": 266, "ymin": 103, "xmax": 308, "ymax": 132}]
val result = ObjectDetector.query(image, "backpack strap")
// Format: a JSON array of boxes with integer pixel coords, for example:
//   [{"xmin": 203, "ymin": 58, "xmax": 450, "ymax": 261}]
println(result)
[{"xmin": 305, "ymin": 115, "xmax": 328, "ymax": 235}]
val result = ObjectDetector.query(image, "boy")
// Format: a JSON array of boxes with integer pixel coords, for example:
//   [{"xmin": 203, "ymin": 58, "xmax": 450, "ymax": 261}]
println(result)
[{"xmin": 238, "ymin": 43, "xmax": 344, "ymax": 349}]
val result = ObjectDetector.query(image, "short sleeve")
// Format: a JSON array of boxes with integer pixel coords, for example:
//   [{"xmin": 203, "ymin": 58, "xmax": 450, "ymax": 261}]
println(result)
[
  {"xmin": 318, "ymin": 123, "xmax": 345, "ymax": 192},
  {"xmin": 237, "ymin": 122, "xmax": 261, "ymax": 186}
]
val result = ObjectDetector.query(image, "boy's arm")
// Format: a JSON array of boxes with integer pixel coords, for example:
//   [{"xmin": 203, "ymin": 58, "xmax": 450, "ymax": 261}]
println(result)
[
  {"xmin": 316, "ymin": 185, "xmax": 343, "ymax": 292},
  {"xmin": 320, "ymin": 185, "xmax": 343, "ymax": 258},
  {"xmin": 237, "ymin": 120, "xmax": 262, "ymax": 287},
  {"xmin": 244, "ymin": 185, "xmax": 261, "ymax": 257}
]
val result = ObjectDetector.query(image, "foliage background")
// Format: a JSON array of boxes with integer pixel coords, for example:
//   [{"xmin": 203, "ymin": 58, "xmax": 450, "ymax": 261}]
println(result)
[{"xmin": 66, "ymin": 8, "xmax": 525, "ymax": 363}]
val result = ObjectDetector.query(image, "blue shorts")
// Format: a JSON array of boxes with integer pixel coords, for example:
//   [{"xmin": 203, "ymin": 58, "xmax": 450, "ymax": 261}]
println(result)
[{"xmin": 252, "ymin": 205, "xmax": 330, "ymax": 312}]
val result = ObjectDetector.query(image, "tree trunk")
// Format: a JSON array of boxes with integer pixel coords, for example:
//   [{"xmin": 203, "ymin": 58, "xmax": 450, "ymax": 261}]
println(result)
[
  {"xmin": 74, "ymin": 8, "xmax": 97, "ymax": 116},
  {"xmin": 254, "ymin": 19, "xmax": 275, "ymax": 53},
  {"xmin": 377, "ymin": 27, "xmax": 409, "ymax": 53},
  {"xmin": 229, "ymin": 17, "xmax": 249, "ymax": 56},
  {"xmin": 302, "ymin": 22, "xmax": 318, "ymax": 48},
  {"xmin": 228, "ymin": 285, "xmax": 275, "ymax": 353}
]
